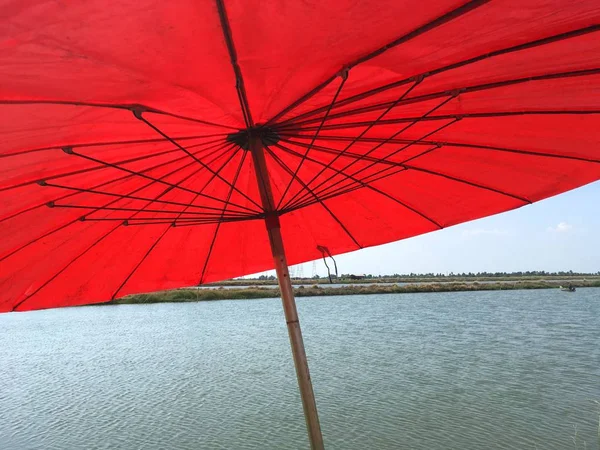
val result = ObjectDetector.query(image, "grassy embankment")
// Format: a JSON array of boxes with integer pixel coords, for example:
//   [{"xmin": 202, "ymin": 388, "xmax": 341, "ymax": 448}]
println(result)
[{"xmin": 112, "ymin": 279, "xmax": 600, "ymax": 305}]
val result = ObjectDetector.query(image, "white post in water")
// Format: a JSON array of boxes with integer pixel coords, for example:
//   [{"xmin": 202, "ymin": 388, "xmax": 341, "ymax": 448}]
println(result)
[{"xmin": 248, "ymin": 131, "xmax": 325, "ymax": 450}]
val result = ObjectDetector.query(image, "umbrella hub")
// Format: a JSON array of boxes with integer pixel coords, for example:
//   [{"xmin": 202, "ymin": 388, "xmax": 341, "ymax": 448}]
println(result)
[{"xmin": 226, "ymin": 126, "xmax": 280, "ymax": 150}]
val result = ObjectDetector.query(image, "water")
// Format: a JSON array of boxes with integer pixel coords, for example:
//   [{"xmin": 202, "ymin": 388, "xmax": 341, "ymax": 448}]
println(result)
[
  {"xmin": 197, "ymin": 282, "xmax": 406, "ymax": 289},
  {"xmin": 1, "ymin": 289, "xmax": 599, "ymax": 450}
]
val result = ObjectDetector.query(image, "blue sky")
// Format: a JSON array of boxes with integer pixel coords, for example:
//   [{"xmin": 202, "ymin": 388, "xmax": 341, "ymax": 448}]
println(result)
[{"xmin": 254, "ymin": 181, "xmax": 600, "ymax": 277}]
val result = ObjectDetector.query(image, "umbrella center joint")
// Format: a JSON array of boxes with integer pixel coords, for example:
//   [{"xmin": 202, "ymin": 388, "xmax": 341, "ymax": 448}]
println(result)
[{"xmin": 226, "ymin": 126, "xmax": 280, "ymax": 150}]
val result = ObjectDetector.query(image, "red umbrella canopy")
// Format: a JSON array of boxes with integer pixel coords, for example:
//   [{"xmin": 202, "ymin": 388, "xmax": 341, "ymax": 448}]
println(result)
[{"xmin": 1, "ymin": 0, "xmax": 599, "ymax": 312}]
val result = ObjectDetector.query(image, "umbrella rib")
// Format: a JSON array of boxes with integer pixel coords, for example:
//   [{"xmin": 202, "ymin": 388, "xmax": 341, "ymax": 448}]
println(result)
[
  {"xmin": 10, "ymin": 150, "xmax": 229, "ymax": 309},
  {"xmin": 264, "ymin": 145, "xmax": 326, "ymax": 204},
  {"xmin": 273, "ymin": 142, "xmax": 443, "ymax": 229},
  {"xmin": 280, "ymin": 80, "xmax": 425, "ymax": 209},
  {"xmin": 153, "ymin": 141, "xmax": 250, "ymax": 218},
  {"xmin": 438, "ymin": 142, "xmax": 600, "ymax": 164},
  {"xmin": 0, "ymin": 100, "xmax": 237, "ymax": 130},
  {"xmin": 0, "ymin": 218, "xmax": 85, "ymax": 264},
  {"xmin": 268, "ymin": 0, "xmax": 490, "ymax": 125},
  {"xmin": 46, "ymin": 152, "xmax": 256, "ymax": 217},
  {"xmin": 403, "ymin": 165, "xmax": 532, "ymax": 203},
  {"xmin": 274, "ymin": 141, "xmax": 402, "ymax": 195},
  {"xmin": 12, "ymin": 225, "xmax": 120, "ymax": 311},
  {"xmin": 275, "ymin": 25, "xmax": 600, "ymax": 126},
  {"xmin": 278, "ymin": 139, "xmax": 431, "ymax": 200},
  {"xmin": 287, "ymin": 166, "xmax": 409, "ymax": 212},
  {"xmin": 278, "ymin": 78, "xmax": 422, "ymax": 168},
  {"xmin": 46, "ymin": 183, "xmax": 246, "ymax": 215},
  {"xmin": 281, "ymin": 68, "xmax": 600, "ymax": 129},
  {"xmin": 287, "ymin": 160, "xmax": 531, "ymax": 218},
  {"xmin": 0, "ymin": 137, "xmax": 231, "ymax": 194},
  {"xmin": 48, "ymin": 204, "xmax": 249, "ymax": 218},
  {"xmin": 10, "ymin": 223, "xmax": 123, "ymax": 311},
  {"xmin": 125, "ymin": 141, "xmax": 256, "ymax": 221},
  {"xmin": 65, "ymin": 146, "xmax": 260, "ymax": 214},
  {"xmin": 75, "ymin": 143, "xmax": 241, "ymax": 216},
  {"xmin": 13, "ymin": 148, "xmax": 249, "ymax": 308},
  {"xmin": 117, "ymin": 215, "xmax": 260, "ymax": 227},
  {"xmin": 199, "ymin": 148, "xmax": 250, "ymax": 284},
  {"xmin": 0, "ymin": 133, "xmax": 231, "ymax": 159},
  {"xmin": 82, "ymin": 144, "xmax": 254, "ymax": 219},
  {"xmin": 76, "ymin": 215, "xmax": 253, "ymax": 223},
  {"xmin": 264, "ymin": 145, "xmax": 363, "ymax": 248},
  {"xmin": 215, "ymin": 0, "xmax": 254, "ymax": 128},
  {"xmin": 93, "ymin": 215, "xmax": 250, "ymax": 222},
  {"xmin": 182, "ymin": 142, "xmax": 250, "ymax": 208},
  {"xmin": 1, "ymin": 144, "xmax": 238, "ymax": 262},
  {"xmin": 151, "ymin": 143, "xmax": 253, "ymax": 217},
  {"xmin": 75, "ymin": 140, "xmax": 236, "ymax": 215},
  {"xmin": 95, "ymin": 215, "xmax": 254, "ymax": 223},
  {"xmin": 173, "ymin": 215, "xmax": 263, "ymax": 227},
  {"xmin": 277, "ymin": 137, "xmax": 403, "ymax": 167},
  {"xmin": 287, "ymin": 119, "xmax": 462, "ymax": 206},
  {"xmin": 348, "ymin": 0, "xmax": 491, "ymax": 70},
  {"xmin": 280, "ymin": 125, "xmax": 600, "ymax": 205},
  {"xmin": 1, "ymin": 165, "xmax": 195, "ymax": 261},
  {"xmin": 110, "ymin": 224, "xmax": 173, "ymax": 300},
  {"xmin": 266, "ymin": 78, "xmax": 338, "ymax": 126},
  {"xmin": 299, "ymin": 142, "xmax": 531, "ymax": 208},
  {"xmin": 0, "ymin": 148, "xmax": 173, "ymax": 194},
  {"xmin": 136, "ymin": 112, "xmax": 263, "ymax": 211},
  {"xmin": 110, "ymin": 146, "xmax": 244, "ymax": 299},
  {"xmin": 1, "ymin": 174, "xmax": 189, "ymax": 262},
  {"xmin": 289, "ymin": 166, "xmax": 411, "ymax": 212},
  {"xmin": 280, "ymin": 110, "xmax": 600, "ymax": 132},
  {"xmin": 276, "ymin": 73, "xmax": 349, "ymax": 210},
  {"xmin": 284, "ymin": 95, "xmax": 457, "ymax": 210},
  {"xmin": 290, "ymin": 135, "xmax": 600, "ymax": 165}
]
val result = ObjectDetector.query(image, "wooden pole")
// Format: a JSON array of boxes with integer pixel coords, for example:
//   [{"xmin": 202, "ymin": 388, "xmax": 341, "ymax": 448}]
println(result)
[{"xmin": 249, "ymin": 132, "xmax": 325, "ymax": 450}]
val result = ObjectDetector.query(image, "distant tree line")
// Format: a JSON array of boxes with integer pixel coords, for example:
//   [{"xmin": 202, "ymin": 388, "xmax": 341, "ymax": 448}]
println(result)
[
  {"xmin": 254, "ymin": 270, "xmax": 599, "ymax": 281},
  {"xmin": 257, "ymin": 275, "xmax": 277, "ymax": 280},
  {"xmin": 338, "ymin": 271, "xmax": 600, "ymax": 278}
]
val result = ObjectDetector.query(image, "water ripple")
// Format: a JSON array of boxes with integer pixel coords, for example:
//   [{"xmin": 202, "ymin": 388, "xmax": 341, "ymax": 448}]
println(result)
[{"xmin": 1, "ymin": 289, "xmax": 599, "ymax": 449}]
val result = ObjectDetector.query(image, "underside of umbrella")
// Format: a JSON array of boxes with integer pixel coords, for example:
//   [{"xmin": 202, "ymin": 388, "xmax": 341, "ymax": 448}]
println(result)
[{"xmin": 2, "ymin": 1, "xmax": 600, "ymax": 448}]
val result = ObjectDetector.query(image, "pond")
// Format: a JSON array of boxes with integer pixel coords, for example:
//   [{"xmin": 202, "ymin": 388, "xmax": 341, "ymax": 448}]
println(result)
[{"xmin": 1, "ymin": 289, "xmax": 599, "ymax": 449}]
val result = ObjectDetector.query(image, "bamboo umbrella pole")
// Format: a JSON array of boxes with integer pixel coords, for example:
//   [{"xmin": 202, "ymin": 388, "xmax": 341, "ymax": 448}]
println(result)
[{"xmin": 248, "ymin": 132, "xmax": 325, "ymax": 450}]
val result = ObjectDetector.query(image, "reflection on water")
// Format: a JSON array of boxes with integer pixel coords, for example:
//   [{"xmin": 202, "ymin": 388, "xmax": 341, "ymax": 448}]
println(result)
[{"xmin": 1, "ymin": 289, "xmax": 599, "ymax": 449}]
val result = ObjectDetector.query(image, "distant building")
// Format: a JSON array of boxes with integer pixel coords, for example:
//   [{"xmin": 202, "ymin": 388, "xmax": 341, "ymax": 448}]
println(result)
[{"xmin": 348, "ymin": 274, "xmax": 365, "ymax": 280}]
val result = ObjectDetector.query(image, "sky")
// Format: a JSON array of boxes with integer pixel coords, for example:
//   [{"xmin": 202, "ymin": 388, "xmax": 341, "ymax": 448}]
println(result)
[{"xmin": 250, "ymin": 181, "xmax": 600, "ymax": 277}]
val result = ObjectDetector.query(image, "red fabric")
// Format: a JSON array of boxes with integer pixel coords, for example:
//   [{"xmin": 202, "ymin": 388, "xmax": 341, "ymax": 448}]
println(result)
[{"xmin": 1, "ymin": 0, "xmax": 599, "ymax": 311}]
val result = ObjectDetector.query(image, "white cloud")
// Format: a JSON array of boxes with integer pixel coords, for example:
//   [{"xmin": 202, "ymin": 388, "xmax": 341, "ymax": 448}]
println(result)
[
  {"xmin": 462, "ymin": 228, "xmax": 509, "ymax": 238},
  {"xmin": 547, "ymin": 222, "xmax": 573, "ymax": 233}
]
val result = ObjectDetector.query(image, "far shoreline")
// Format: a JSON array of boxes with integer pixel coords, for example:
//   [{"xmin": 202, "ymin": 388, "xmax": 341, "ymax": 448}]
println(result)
[{"xmin": 111, "ymin": 279, "xmax": 600, "ymax": 305}]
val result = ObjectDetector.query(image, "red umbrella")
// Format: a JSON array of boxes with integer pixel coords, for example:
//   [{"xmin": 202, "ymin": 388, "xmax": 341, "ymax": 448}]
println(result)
[{"xmin": 2, "ymin": 1, "xmax": 599, "ymax": 448}]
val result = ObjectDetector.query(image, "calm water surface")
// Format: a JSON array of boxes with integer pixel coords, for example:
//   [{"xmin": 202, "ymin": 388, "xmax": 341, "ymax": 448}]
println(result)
[
  {"xmin": 197, "ymin": 282, "xmax": 407, "ymax": 289},
  {"xmin": 1, "ymin": 289, "xmax": 599, "ymax": 449}
]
